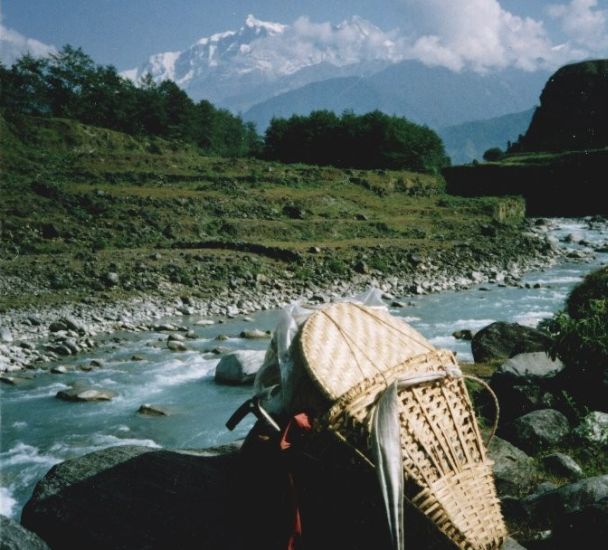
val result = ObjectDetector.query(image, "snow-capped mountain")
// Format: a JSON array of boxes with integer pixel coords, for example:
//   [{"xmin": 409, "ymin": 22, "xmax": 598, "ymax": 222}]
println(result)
[{"xmin": 123, "ymin": 14, "xmax": 402, "ymax": 111}]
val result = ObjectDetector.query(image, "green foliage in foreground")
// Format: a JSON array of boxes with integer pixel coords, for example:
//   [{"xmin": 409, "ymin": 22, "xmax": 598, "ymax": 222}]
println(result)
[
  {"xmin": 264, "ymin": 110, "xmax": 450, "ymax": 173},
  {"xmin": 542, "ymin": 266, "xmax": 608, "ymax": 411}
]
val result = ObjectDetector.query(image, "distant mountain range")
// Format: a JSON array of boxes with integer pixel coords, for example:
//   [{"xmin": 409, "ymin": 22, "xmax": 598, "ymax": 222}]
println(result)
[
  {"xmin": 438, "ymin": 109, "xmax": 535, "ymax": 165},
  {"xmin": 242, "ymin": 61, "xmax": 546, "ymax": 130},
  {"xmin": 123, "ymin": 14, "xmax": 549, "ymax": 161}
]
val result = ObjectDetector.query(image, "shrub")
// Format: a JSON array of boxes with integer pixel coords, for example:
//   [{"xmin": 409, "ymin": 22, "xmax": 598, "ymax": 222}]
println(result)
[
  {"xmin": 566, "ymin": 265, "xmax": 608, "ymax": 318},
  {"xmin": 482, "ymin": 147, "xmax": 504, "ymax": 162},
  {"xmin": 546, "ymin": 266, "xmax": 608, "ymax": 411}
]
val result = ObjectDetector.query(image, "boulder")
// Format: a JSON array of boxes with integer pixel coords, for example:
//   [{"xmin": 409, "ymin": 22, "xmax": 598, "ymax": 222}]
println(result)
[
  {"xmin": 502, "ymin": 537, "xmax": 528, "ymax": 550},
  {"xmin": 56, "ymin": 386, "xmax": 115, "ymax": 402},
  {"xmin": 471, "ymin": 322, "xmax": 552, "ymax": 363},
  {"xmin": 214, "ymin": 350, "xmax": 266, "ymax": 385},
  {"xmin": 0, "ymin": 327, "xmax": 13, "ymax": 342},
  {"xmin": 522, "ymin": 475, "xmax": 608, "ymax": 548},
  {"xmin": 50, "ymin": 366, "xmax": 70, "ymax": 374},
  {"xmin": 490, "ymin": 352, "xmax": 564, "ymax": 420},
  {"xmin": 542, "ymin": 453, "xmax": 583, "ymax": 480},
  {"xmin": 573, "ymin": 411, "xmax": 608, "ymax": 445},
  {"xmin": 137, "ymin": 404, "xmax": 169, "ymax": 417},
  {"xmin": 239, "ymin": 329, "xmax": 271, "ymax": 339},
  {"xmin": 0, "ymin": 514, "xmax": 50, "ymax": 549},
  {"xmin": 506, "ymin": 409, "xmax": 570, "ymax": 454},
  {"xmin": 167, "ymin": 341, "xmax": 186, "ymax": 352},
  {"xmin": 20, "ymin": 440, "xmax": 462, "ymax": 550},
  {"xmin": 488, "ymin": 436, "xmax": 540, "ymax": 496},
  {"xmin": 452, "ymin": 329, "xmax": 473, "ymax": 341},
  {"xmin": 21, "ymin": 445, "xmax": 243, "ymax": 550},
  {"xmin": 104, "ymin": 272, "xmax": 119, "ymax": 286}
]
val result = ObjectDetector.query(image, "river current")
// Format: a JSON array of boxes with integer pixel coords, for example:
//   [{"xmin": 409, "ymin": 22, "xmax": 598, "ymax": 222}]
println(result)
[{"xmin": 1, "ymin": 218, "xmax": 607, "ymax": 519}]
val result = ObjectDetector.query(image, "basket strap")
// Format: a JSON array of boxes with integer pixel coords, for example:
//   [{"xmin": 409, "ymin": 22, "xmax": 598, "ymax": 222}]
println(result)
[{"xmin": 461, "ymin": 374, "xmax": 500, "ymax": 447}]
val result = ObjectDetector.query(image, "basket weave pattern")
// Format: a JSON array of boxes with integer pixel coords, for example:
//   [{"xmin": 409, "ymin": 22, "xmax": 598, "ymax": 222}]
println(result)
[{"xmin": 299, "ymin": 303, "xmax": 507, "ymax": 549}]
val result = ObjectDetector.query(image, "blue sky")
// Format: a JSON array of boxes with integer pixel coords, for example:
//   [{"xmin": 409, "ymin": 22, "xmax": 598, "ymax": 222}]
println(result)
[{"xmin": 2, "ymin": 0, "xmax": 607, "ymax": 70}]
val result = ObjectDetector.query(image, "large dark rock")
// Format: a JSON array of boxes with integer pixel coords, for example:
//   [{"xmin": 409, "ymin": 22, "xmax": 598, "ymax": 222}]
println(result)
[
  {"xmin": 471, "ymin": 322, "xmax": 552, "ymax": 363},
  {"xmin": 488, "ymin": 436, "xmax": 540, "ymax": 496},
  {"xmin": 21, "ymin": 445, "xmax": 244, "ymax": 550},
  {"xmin": 0, "ymin": 515, "xmax": 50, "ymax": 550},
  {"xmin": 21, "ymin": 434, "xmax": 483, "ymax": 550},
  {"xmin": 490, "ymin": 352, "xmax": 564, "ymax": 420},
  {"xmin": 214, "ymin": 350, "xmax": 266, "ymax": 385},
  {"xmin": 522, "ymin": 475, "xmax": 608, "ymax": 549},
  {"xmin": 505, "ymin": 409, "xmax": 570, "ymax": 455}
]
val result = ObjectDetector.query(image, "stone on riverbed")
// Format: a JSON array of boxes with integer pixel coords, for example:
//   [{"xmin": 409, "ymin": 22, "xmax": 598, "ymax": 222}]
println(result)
[
  {"xmin": 239, "ymin": 329, "xmax": 271, "ymax": 339},
  {"xmin": 0, "ymin": 374, "xmax": 31, "ymax": 385},
  {"xmin": 214, "ymin": 350, "xmax": 266, "ymax": 385},
  {"xmin": 471, "ymin": 322, "xmax": 553, "ymax": 363},
  {"xmin": 50, "ymin": 365, "xmax": 70, "ymax": 374},
  {"xmin": 56, "ymin": 386, "xmax": 115, "ymax": 402},
  {"xmin": 137, "ymin": 404, "xmax": 169, "ymax": 417},
  {"xmin": 167, "ymin": 340, "xmax": 187, "ymax": 352}
]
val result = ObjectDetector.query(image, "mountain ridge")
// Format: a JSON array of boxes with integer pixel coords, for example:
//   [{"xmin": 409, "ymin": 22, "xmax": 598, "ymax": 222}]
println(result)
[{"xmin": 243, "ymin": 62, "xmax": 548, "ymax": 130}]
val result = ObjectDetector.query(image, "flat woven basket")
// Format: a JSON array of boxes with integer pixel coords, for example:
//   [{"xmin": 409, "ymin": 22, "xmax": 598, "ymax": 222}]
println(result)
[{"xmin": 298, "ymin": 302, "xmax": 507, "ymax": 550}]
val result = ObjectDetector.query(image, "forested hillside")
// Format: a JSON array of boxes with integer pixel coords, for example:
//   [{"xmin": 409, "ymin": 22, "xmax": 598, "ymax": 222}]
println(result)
[{"xmin": 0, "ymin": 46, "xmax": 260, "ymax": 157}]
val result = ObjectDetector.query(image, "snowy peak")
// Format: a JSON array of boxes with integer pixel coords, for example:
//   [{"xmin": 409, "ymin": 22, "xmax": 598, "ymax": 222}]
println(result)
[
  {"xmin": 244, "ymin": 14, "xmax": 286, "ymax": 35},
  {"xmin": 124, "ymin": 14, "xmax": 400, "ymax": 91}
]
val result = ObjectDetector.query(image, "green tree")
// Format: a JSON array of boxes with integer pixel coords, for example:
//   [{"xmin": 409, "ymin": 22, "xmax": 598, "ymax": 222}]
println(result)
[
  {"xmin": 46, "ymin": 45, "xmax": 96, "ymax": 118},
  {"xmin": 482, "ymin": 147, "xmax": 504, "ymax": 162},
  {"xmin": 0, "ymin": 54, "xmax": 49, "ymax": 115}
]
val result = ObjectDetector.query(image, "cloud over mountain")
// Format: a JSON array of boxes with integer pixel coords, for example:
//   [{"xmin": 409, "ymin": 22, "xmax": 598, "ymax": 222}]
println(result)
[
  {"xmin": 548, "ymin": 0, "xmax": 608, "ymax": 51},
  {"xmin": 398, "ymin": 0, "xmax": 585, "ymax": 71}
]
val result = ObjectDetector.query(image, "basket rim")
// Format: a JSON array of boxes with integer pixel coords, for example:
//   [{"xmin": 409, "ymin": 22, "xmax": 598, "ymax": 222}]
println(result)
[{"xmin": 299, "ymin": 302, "xmax": 438, "ymax": 401}]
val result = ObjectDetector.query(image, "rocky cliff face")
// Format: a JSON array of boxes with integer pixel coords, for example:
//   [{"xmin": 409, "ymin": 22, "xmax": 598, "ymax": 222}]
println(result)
[{"xmin": 515, "ymin": 59, "xmax": 608, "ymax": 153}]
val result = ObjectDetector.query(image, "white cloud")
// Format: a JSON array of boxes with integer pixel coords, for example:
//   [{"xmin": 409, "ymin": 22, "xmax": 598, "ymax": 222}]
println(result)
[
  {"xmin": 0, "ymin": 24, "xmax": 56, "ymax": 66},
  {"xmin": 397, "ymin": 0, "xmax": 587, "ymax": 71},
  {"xmin": 245, "ymin": 16, "xmax": 403, "ymax": 75},
  {"xmin": 547, "ymin": 0, "xmax": 608, "ymax": 51}
]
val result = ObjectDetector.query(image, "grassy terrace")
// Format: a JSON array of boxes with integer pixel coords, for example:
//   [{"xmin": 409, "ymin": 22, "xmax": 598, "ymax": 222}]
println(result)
[{"xmin": 0, "ymin": 115, "xmax": 527, "ymax": 310}]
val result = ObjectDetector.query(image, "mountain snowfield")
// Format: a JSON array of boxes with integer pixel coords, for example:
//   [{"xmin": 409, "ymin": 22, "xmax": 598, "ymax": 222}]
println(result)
[{"xmin": 123, "ymin": 14, "xmax": 406, "ymax": 111}]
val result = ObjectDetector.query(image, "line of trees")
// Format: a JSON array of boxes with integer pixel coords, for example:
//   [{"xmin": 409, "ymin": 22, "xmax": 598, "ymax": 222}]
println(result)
[
  {"xmin": 263, "ymin": 110, "xmax": 450, "ymax": 173},
  {"xmin": 1, "ymin": 46, "xmax": 449, "ymax": 172},
  {"xmin": 0, "ymin": 46, "xmax": 261, "ymax": 157}
]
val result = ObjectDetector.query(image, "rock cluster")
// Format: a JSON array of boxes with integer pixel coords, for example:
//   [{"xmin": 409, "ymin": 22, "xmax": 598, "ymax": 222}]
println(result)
[{"xmin": 474, "ymin": 337, "xmax": 608, "ymax": 548}]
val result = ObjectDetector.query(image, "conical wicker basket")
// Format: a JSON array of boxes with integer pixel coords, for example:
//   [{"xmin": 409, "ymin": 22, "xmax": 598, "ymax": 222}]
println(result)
[{"xmin": 297, "ymin": 302, "xmax": 507, "ymax": 550}]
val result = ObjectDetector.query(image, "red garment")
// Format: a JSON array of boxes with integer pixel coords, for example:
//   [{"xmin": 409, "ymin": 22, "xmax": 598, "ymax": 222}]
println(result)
[{"xmin": 279, "ymin": 413, "xmax": 313, "ymax": 550}]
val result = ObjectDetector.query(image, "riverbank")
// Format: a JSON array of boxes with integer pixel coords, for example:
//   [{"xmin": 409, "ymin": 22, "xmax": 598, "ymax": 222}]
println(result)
[{"xmin": 1, "ymin": 218, "xmax": 572, "ymax": 375}]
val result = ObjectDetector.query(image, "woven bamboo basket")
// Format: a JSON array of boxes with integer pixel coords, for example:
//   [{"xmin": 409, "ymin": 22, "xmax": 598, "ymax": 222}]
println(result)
[{"xmin": 297, "ymin": 302, "xmax": 507, "ymax": 550}]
